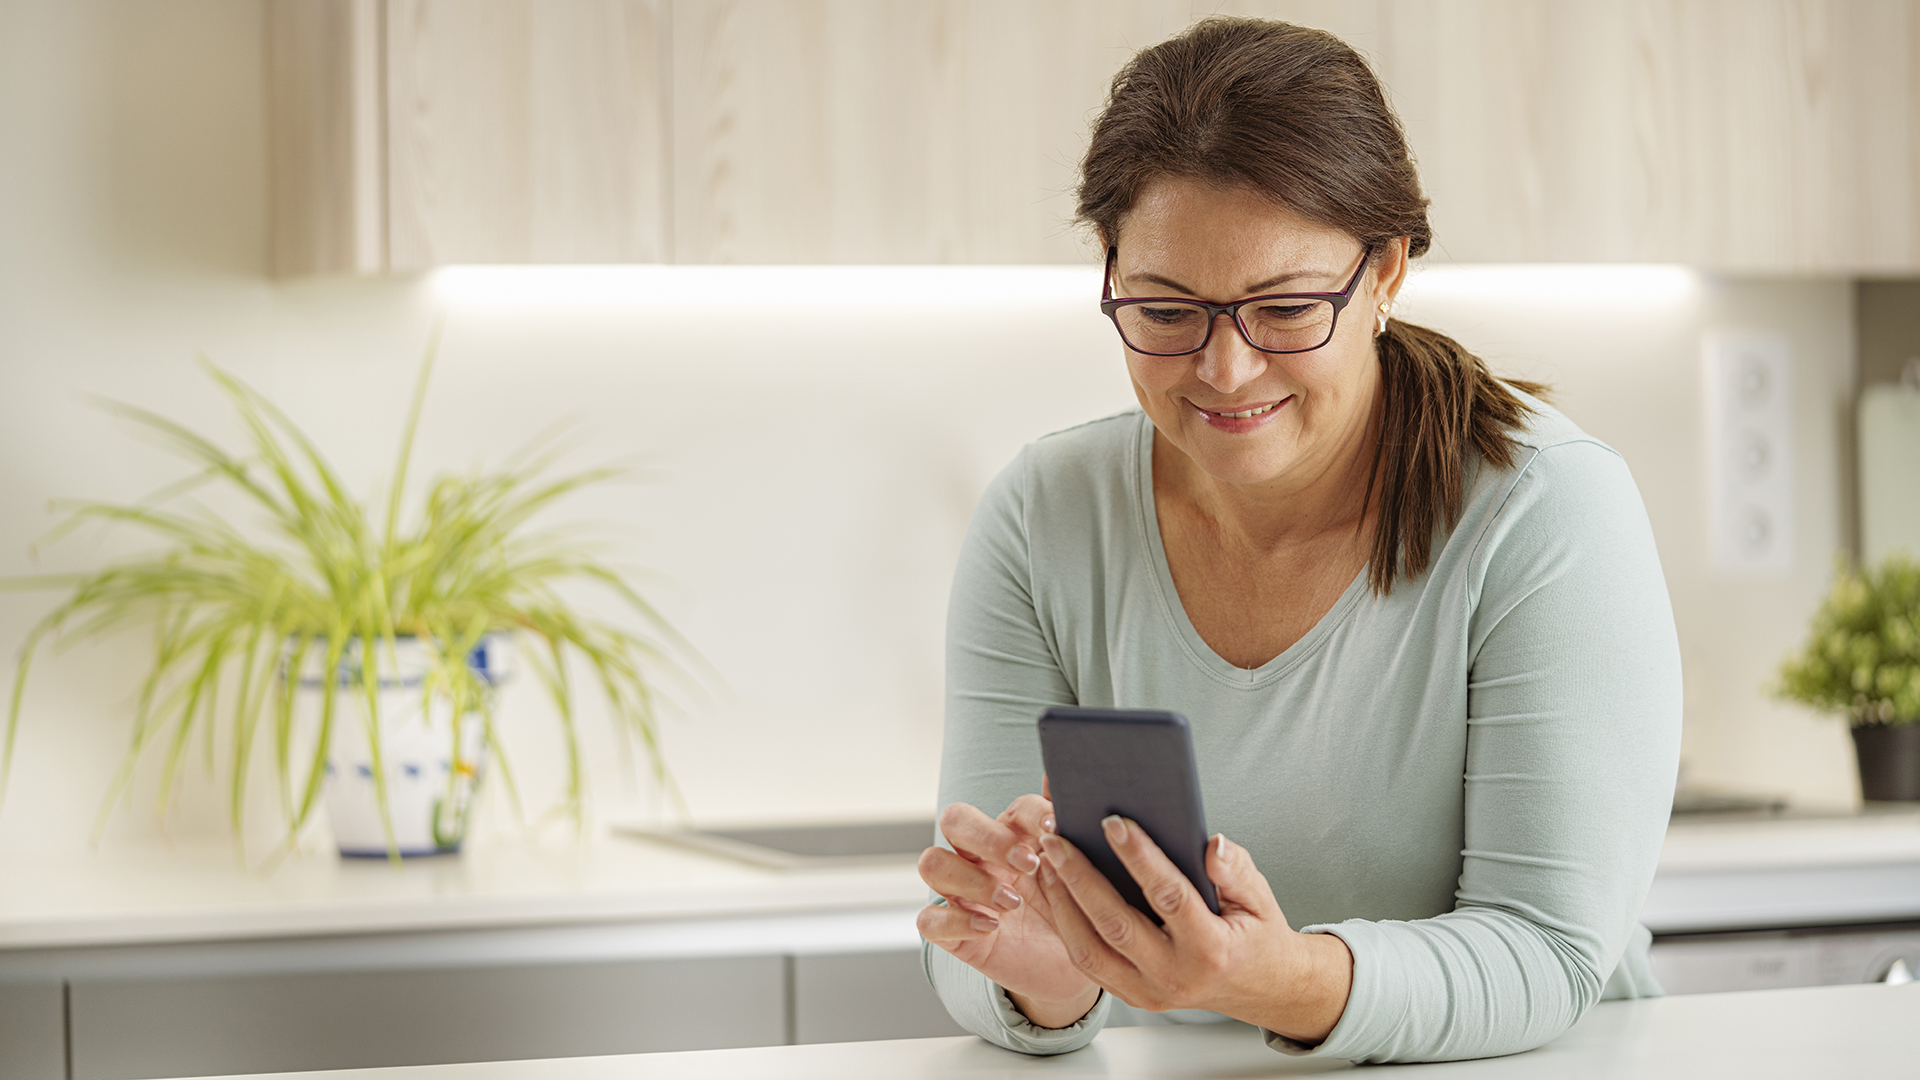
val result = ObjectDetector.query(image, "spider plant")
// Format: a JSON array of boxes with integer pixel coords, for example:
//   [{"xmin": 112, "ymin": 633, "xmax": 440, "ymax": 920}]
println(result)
[{"xmin": 2, "ymin": 337, "xmax": 697, "ymax": 860}]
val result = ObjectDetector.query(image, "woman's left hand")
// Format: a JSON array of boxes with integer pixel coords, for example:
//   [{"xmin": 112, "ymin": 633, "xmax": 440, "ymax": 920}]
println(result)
[{"xmin": 1034, "ymin": 817, "xmax": 1353, "ymax": 1045}]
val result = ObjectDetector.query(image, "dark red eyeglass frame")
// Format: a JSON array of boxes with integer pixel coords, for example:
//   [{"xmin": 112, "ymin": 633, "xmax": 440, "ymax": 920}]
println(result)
[{"xmin": 1098, "ymin": 245, "xmax": 1373, "ymax": 356}]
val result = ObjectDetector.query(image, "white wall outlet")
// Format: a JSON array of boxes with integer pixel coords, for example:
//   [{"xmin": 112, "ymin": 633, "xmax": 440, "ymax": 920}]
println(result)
[{"xmin": 1704, "ymin": 333, "xmax": 1794, "ymax": 575}]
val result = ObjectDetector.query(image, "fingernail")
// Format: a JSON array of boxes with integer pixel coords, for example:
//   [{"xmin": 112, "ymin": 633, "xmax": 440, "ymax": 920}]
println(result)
[
  {"xmin": 1039, "ymin": 834, "xmax": 1063, "ymax": 857},
  {"xmin": 1009, "ymin": 847, "xmax": 1040, "ymax": 874},
  {"xmin": 1215, "ymin": 834, "xmax": 1234, "ymax": 864},
  {"xmin": 993, "ymin": 884, "xmax": 1023, "ymax": 910},
  {"xmin": 971, "ymin": 913, "xmax": 999, "ymax": 933},
  {"xmin": 1039, "ymin": 861, "xmax": 1058, "ymax": 887},
  {"xmin": 1041, "ymin": 814, "xmax": 1056, "ymax": 834},
  {"xmin": 1102, "ymin": 815, "xmax": 1127, "ymax": 844}
]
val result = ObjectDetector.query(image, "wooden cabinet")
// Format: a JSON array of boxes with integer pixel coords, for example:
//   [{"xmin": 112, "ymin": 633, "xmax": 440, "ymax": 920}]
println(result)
[
  {"xmin": 269, "ymin": 0, "xmax": 670, "ymax": 274},
  {"xmin": 270, "ymin": 0, "xmax": 1920, "ymax": 273},
  {"xmin": 267, "ymin": 0, "xmax": 385, "ymax": 275},
  {"xmin": 1366, "ymin": 0, "xmax": 1920, "ymax": 272},
  {"xmin": 269, "ymin": 0, "xmax": 1174, "ymax": 270},
  {"xmin": 665, "ymin": 0, "xmax": 1192, "ymax": 264},
  {"xmin": 384, "ymin": 0, "xmax": 670, "ymax": 267}
]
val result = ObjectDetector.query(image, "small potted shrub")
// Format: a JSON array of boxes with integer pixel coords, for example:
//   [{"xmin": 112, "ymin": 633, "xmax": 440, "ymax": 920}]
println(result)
[
  {"xmin": 2, "ymin": 343, "xmax": 699, "ymax": 860},
  {"xmin": 1776, "ymin": 555, "xmax": 1920, "ymax": 801}
]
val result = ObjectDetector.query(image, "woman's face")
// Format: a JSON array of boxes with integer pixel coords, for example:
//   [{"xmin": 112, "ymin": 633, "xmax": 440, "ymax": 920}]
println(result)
[{"xmin": 1111, "ymin": 177, "xmax": 1407, "ymax": 493}]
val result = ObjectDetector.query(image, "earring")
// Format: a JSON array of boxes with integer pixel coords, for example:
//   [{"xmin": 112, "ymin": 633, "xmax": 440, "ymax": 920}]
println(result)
[{"xmin": 1376, "ymin": 302, "xmax": 1391, "ymax": 335}]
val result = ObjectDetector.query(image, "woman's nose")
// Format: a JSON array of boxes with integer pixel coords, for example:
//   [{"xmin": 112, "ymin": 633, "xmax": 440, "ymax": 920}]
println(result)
[{"xmin": 1194, "ymin": 313, "xmax": 1266, "ymax": 392}]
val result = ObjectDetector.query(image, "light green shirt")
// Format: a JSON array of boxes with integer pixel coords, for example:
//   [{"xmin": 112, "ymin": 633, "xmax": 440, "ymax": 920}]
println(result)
[{"xmin": 924, "ymin": 402, "xmax": 1681, "ymax": 1063}]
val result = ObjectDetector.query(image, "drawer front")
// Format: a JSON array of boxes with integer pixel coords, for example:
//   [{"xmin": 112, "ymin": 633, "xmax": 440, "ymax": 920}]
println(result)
[
  {"xmin": 69, "ymin": 954, "xmax": 784, "ymax": 1080},
  {"xmin": 0, "ymin": 982, "xmax": 66, "ymax": 1080},
  {"xmin": 793, "ymin": 949, "xmax": 966, "ymax": 1044}
]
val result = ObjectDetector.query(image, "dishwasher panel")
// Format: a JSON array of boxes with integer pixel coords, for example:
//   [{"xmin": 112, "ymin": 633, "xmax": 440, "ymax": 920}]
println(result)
[{"xmin": 1650, "ymin": 921, "xmax": 1920, "ymax": 994}]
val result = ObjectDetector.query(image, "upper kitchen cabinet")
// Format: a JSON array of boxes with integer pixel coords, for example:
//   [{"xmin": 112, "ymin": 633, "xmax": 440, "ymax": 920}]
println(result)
[
  {"xmin": 269, "ymin": 0, "xmax": 670, "ymax": 275},
  {"xmin": 670, "ymin": 0, "xmax": 1917, "ymax": 270},
  {"xmin": 271, "ymin": 0, "xmax": 1920, "ymax": 273},
  {"xmin": 668, "ymin": 1, "xmax": 1217, "ymax": 263},
  {"xmin": 268, "ymin": 0, "xmax": 384, "ymax": 275},
  {"xmin": 1364, "ymin": 0, "xmax": 1920, "ymax": 271}
]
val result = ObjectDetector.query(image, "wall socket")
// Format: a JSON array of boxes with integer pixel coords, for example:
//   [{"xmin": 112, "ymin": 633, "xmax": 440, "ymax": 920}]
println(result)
[{"xmin": 1704, "ymin": 333, "xmax": 1794, "ymax": 575}]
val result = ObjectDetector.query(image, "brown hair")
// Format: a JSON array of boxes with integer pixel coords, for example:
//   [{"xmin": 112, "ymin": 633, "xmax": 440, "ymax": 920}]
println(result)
[{"xmin": 1077, "ymin": 17, "xmax": 1546, "ymax": 594}]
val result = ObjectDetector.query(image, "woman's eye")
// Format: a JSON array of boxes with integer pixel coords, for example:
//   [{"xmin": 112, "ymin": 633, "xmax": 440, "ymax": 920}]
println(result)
[
  {"xmin": 1251, "ymin": 302, "xmax": 1318, "ymax": 321},
  {"xmin": 1139, "ymin": 305, "xmax": 1199, "ymax": 325}
]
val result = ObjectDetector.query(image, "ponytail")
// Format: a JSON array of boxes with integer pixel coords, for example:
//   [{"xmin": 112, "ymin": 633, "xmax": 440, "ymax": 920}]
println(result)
[{"xmin": 1362, "ymin": 320, "xmax": 1547, "ymax": 594}]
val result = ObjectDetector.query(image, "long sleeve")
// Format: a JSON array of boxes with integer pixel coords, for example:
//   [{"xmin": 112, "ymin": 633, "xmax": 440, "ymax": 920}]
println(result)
[
  {"xmin": 922, "ymin": 448, "xmax": 1110, "ymax": 1054},
  {"xmin": 1280, "ymin": 441, "xmax": 1683, "ymax": 1062}
]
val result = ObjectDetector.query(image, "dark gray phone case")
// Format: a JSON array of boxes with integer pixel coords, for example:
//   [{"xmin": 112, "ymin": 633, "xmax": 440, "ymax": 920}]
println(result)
[{"xmin": 1036, "ymin": 706, "xmax": 1220, "ymax": 924}]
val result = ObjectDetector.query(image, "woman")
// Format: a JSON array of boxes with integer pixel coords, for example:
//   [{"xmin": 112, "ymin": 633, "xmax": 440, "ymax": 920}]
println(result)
[{"xmin": 914, "ymin": 17, "xmax": 1681, "ymax": 1065}]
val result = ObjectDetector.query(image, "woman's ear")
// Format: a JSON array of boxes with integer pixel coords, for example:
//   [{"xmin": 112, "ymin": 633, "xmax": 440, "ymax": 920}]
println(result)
[{"xmin": 1372, "ymin": 236, "xmax": 1412, "ymax": 321}]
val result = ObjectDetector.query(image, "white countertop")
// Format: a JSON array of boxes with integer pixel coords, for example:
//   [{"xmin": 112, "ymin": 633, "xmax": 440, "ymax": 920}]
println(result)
[
  {"xmin": 1657, "ymin": 805, "xmax": 1920, "ymax": 871},
  {"xmin": 167, "ymin": 982, "xmax": 1920, "ymax": 1080},
  {"xmin": 4, "ymin": 807, "xmax": 1917, "ymax": 961},
  {"xmin": 0, "ymin": 830, "xmax": 929, "ymax": 960},
  {"xmin": 1644, "ymin": 805, "xmax": 1920, "ymax": 933}
]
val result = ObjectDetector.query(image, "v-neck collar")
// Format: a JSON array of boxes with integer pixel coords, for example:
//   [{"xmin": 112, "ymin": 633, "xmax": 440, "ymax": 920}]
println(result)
[{"xmin": 1129, "ymin": 412, "xmax": 1369, "ymax": 688}]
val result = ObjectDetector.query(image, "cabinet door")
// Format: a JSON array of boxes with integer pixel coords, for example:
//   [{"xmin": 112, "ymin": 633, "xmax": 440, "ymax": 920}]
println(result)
[
  {"xmin": 667, "ymin": 0, "xmax": 1197, "ymax": 263},
  {"xmin": 386, "ymin": 0, "xmax": 672, "ymax": 268},
  {"xmin": 68, "ymin": 955, "xmax": 784, "ymax": 1080},
  {"xmin": 792, "ymin": 949, "xmax": 966, "ymax": 1044},
  {"xmin": 1372, "ymin": 0, "xmax": 1920, "ymax": 270},
  {"xmin": 273, "ymin": 0, "xmax": 1919, "ymax": 271},
  {"xmin": 0, "ymin": 982, "xmax": 65, "ymax": 1080},
  {"xmin": 1625, "ymin": 0, "xmax": 1920, "ymax": 273}
]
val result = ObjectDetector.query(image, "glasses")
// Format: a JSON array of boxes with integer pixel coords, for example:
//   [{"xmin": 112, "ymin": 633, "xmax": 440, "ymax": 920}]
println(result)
[{"xmin": 1099, "ymin": 245, "xmax": 1372, "ymax": 356}]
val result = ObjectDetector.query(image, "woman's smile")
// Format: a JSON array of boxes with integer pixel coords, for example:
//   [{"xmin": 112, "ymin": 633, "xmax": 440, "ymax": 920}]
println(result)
[{"xmin": 1193, "ymin": 395, "xmax": 1291, "ymax": 432}]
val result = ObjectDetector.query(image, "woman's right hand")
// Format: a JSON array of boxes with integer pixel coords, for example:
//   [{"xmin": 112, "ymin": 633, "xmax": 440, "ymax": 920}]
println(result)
[{"xmin": 917, "ymin": 794, "xmax": 1102, "ymax": 1027}]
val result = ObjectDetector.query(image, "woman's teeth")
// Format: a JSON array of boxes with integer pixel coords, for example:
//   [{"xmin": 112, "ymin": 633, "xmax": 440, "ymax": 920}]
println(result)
[{"xmin": 1210, "ymin": 402, "xmax": 1279, "ymax": 419}]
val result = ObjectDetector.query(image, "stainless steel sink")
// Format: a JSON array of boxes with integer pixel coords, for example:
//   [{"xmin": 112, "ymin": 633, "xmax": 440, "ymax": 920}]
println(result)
[{"xmin": 615, "ymin": 819, "xmax": 936, "ymax": 870}]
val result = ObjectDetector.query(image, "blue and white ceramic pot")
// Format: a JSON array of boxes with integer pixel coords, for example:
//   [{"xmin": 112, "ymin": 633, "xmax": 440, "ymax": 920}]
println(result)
[{"xmin": 294, "ymin": 635, "xmax": 510, "ymax": 857}]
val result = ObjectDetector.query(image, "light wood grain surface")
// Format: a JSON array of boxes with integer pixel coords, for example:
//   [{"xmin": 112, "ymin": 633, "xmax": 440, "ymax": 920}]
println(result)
[
  {"xmin": 668, "ymin": 0, "xmax": 1194, "ymax": 264},
  {"xmin": 269, "ymin": 0, "xmax": 1920, "ymax": 272},
  {"xmin": 267, "ymin": 0, "xmax": 385, "ymax": 275},
  {"xmin": 386, "ymin": 0, "xmax": 670, "ymax": 268}
]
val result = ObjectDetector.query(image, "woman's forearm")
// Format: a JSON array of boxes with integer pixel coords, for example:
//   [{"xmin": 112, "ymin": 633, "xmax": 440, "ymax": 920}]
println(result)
[{"xmin": 1007, "ymin": 984, "xmax": 1103, "ymax": 1030}]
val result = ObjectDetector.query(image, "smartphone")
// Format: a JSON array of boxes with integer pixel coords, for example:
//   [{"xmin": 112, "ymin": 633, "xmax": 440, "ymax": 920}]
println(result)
[{"xmin": 1036, "ymin": 706, "xmax": 1220, "ymax": 924}]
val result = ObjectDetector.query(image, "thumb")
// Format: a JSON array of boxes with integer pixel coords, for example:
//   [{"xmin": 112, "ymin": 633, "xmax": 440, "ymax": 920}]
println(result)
[{"xmin": 1207, "ymin": 833, "xmax": 1281, "ymax": 919}]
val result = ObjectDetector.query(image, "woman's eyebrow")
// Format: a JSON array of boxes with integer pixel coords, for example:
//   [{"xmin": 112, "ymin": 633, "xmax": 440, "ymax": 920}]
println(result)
[
  {"xmin": 1245, "ymin": 269, "xmax": 1333, "ymax": 293},
  {"xmin": 1127, "ymin": 267, "xmax": 1336, "ymax": 297}
]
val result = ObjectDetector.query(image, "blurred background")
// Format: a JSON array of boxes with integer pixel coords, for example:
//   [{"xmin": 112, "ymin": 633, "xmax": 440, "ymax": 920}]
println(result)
[
  {"xmin": 0, "ymin": 2, "xmax": 1917, "ymax": 1076},
  {"xmin": 3, "ymin": 0, "xmax": 1907, "ymax": 852}
]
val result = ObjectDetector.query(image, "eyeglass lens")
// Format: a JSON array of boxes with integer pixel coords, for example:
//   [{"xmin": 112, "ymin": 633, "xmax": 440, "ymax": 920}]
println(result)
[{"xmin": 1112, "ymin": 297, "xmax": 1337, "ymax": 356}]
